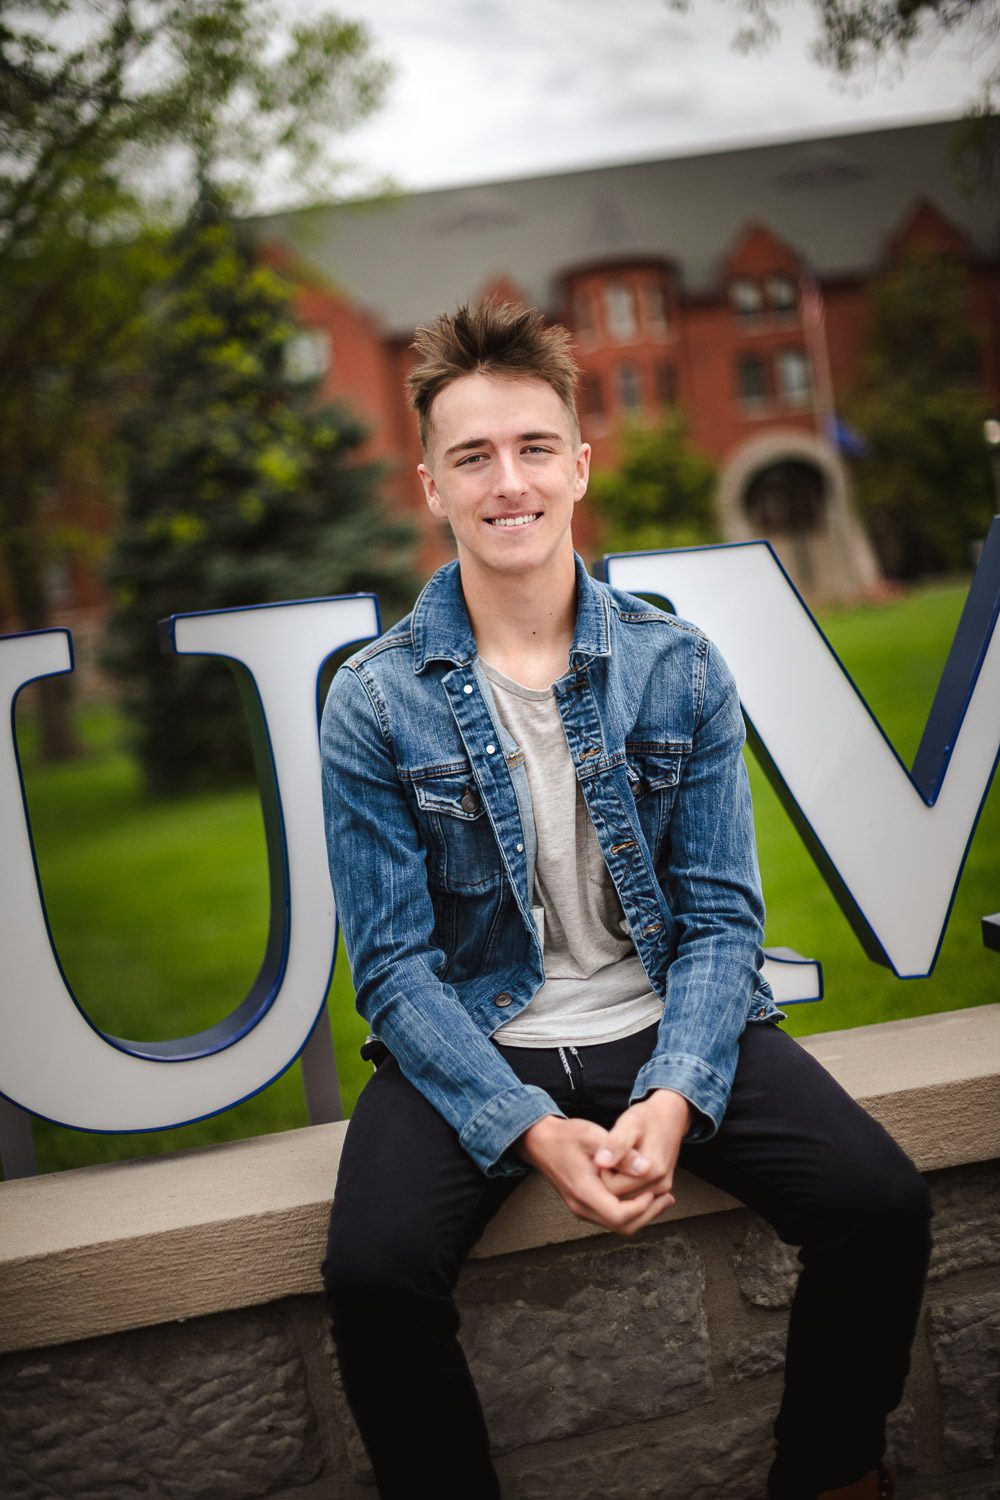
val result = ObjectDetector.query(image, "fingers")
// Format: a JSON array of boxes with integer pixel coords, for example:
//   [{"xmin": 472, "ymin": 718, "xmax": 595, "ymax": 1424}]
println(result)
[
  {"xmin": 594, "ymin": 1116, "xmax": 642, "ymax": 1171},
  {"xmin": 524, "ymin": 1115, "xmax": 674, "ymax": 1236},
  {"xmin": 598, "ymin": 1164, "xmax": 672, "ymax": 1200},
  {"xmin": 615, "ymin": 1189, "xmax": 676, "ymax": 1237},
  {"xmin": 582, "ymin": 1186, "xmax": 675, "ymax": 1236}
]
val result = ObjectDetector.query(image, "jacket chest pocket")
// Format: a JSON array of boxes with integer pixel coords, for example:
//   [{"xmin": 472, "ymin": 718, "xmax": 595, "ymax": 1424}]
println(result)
[
  {"xmin": 413, "ymin": 769, "xmax": 500, "ymax": 893},
  {"xmin": 627, "ymin": 744, "xmax": 690, "ymax": 855}
]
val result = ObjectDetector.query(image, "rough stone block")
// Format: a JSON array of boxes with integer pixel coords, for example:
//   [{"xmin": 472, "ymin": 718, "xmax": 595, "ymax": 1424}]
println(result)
[
  {"xmin": 321, "ymin": 1323, "xmax": 375, "ymax": 1487},
  {"xmin": 927, "ymin": 1162, "xmax": 1000, "ymax": 1282},
  {"xmin": 928, "ymin": 1291, "xmax": 1000, "ymax": 1470},
  {"xmin": 915, "ymin": 1485, "xmax": 1000, "ymax": 1500},
  {"xmin": 885, "ymin": 1398, "xmax": 918, "ymax": 1477},
  {"xmin": 732, "ymin": 1220, "xmax": 800, "ymax": 1309},
  {"xmin": 458, "ymin": 1233, "xmax": 711, "ymax": 1452},
  {"xmin": 727, "ymin": 1327, "xmax": 787, "ymax": 1383},
  {"xmin": 501, "ymin": 1411, "xmax": 773, "ymax": 1500},
  {"xmin": 0, "ymin": 1309, "xmax": 322, "ymax": 1500}
]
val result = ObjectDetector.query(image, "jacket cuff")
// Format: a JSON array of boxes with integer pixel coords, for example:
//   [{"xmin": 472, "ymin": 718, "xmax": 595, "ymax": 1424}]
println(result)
[
  {"xmin": 460, "ymin": 1083, "xmax": 565, "ymax": 1177},
  {"xmin": 630, "ymin": 1053, "xmax": 731, "ymax": 1143}
]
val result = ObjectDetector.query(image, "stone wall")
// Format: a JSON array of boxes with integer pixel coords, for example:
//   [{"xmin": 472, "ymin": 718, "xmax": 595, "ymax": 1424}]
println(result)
[
  {"xmin": 2, "ymin": 1009, "xmax": 998, "ymax": 1498},
  {"xmin": 1, "ymin": 1162, "xmax": 997, "ymax": 1499}
]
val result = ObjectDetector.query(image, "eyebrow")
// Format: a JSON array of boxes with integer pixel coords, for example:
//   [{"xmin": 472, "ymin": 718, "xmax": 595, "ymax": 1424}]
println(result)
[{"xmin": 443, "ymin": 430, "xmax": 565, "ymax": 459}]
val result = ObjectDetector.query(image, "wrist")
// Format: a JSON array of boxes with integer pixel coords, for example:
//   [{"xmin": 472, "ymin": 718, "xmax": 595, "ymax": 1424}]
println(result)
[
  {"xmin": 515, "ymin": 1112, "xmax": 562, "ymax": 1163},
  {"xmin": 645, "ymin": 1089, "xmax": 694, "ymax": 1131}
]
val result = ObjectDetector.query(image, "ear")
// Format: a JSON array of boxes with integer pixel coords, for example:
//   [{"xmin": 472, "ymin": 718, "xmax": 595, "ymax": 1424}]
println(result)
[
  {"xmin": 573, "ymin": 442, "xmax": 591, "ymax": 504},
  {"xmin": 418, "ymin": 462, "xmax": 445, "ymax": 520}
]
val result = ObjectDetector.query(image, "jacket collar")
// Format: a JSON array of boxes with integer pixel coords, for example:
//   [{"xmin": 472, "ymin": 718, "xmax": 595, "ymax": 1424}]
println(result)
[{"xmin": 411, "ymin": 553, "xmax": 611, "ymax": 674}]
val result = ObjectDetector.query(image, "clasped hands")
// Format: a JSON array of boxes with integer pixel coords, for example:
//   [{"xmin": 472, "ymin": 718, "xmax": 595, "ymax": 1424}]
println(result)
[{"xmin": 515, "ymin": 1089, "xmax": 693, "ymax": 1237}]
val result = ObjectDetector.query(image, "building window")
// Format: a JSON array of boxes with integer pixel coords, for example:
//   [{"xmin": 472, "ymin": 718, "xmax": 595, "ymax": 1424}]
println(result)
[
  {"xmin": 573, "ymin": 289, "xmax": 595, "ymax": 337},
  {"xmin": 605, "ymin": 281, "xmax": 638, "ymax": 342},
  {"xmin": 654, "ymin": 362, "xmax": 677, "ymax": 406},
  {"xmin": 580, "ymin": 372, "xmax": 605, "ymax": 419},
  {"xmin": 729, "ymin": 278, "xmax": 764, "ymax": 322},
  {"xmin": 284, "ymin": 328, "xmax": 331, "ymax": 382},
  {"xmin": 617, "ymin": 362, "xmax": 642, "ymax": 411},
  {"xmin": 776, "ymin": 348, "xmax": 812, "ymax": 407},
  {"xmin": 766, "ymin": 274, "xmax": 798, "ymax": 315},
  {"xmin": 736, "ymin": 354, "xmax": 770, "ymax": 410},
  {"xmin": 644, "ymin": 283, "xmax": 669, "ymax": 337}
]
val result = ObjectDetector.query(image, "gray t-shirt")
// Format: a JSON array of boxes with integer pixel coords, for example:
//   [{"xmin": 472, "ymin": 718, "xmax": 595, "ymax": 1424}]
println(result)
[{"xmin": 482, "ymin": 661, "xmax": 663, "ymax": 1047}]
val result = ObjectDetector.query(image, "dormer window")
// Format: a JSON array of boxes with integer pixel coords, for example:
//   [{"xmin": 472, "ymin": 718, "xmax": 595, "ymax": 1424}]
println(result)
[
  {"xmin": 729, "ymin": 278, "xmax": 763, "ymax": 322},
  {"xmin": 605, "ymin": 282, "xmax": 638, "ymax": 342},
  {"xmin": 766, "ymin": 274, "xmax": 798, "ymax": 315}
]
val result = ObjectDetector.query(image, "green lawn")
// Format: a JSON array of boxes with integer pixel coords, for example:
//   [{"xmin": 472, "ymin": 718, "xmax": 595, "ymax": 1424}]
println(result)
[{"xmin": 9, "ymin": 577, "xmax": 998, "ymax": 1176}]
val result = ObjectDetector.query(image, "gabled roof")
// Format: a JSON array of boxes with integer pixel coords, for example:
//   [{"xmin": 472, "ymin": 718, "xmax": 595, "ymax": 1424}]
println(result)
[{"xmin": 252, "ymin": 118, "xmax": 998, "ymax": 335}]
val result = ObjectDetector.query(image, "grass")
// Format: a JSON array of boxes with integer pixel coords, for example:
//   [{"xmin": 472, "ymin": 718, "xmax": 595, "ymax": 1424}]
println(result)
[
  {"xmin": 8, "ymin": 577, "xmax": 998, "ymax": 1176},
  {"xmin": 750, "ymin": 580, "xmax": 998, "ymax": 1038},
  {"xmin": 12, "ymin": 718, "xmax": 369, "ymax": 1175}
]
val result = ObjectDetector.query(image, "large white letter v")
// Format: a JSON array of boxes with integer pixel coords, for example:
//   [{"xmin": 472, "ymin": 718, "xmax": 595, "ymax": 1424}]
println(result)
[{"xmin": 606, "ymin": 520, "xmax": 1000, "ymax": 978}]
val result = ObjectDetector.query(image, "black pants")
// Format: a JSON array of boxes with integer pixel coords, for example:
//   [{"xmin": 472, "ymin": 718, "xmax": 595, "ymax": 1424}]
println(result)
[{"xmin": 322, "ymin": 1021, "xmax": 931, "ymax": 1499}]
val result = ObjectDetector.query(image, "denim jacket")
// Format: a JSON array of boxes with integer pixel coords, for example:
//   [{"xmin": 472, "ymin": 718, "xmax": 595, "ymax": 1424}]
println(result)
[{"xmin": 320, "ymin": 554, "xmax": 780, "ymax": 1177}]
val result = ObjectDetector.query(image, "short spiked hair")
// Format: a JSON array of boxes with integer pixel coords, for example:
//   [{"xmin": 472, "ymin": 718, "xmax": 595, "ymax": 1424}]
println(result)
[{"xmin": 407, "ymin": 299, "xmax": 579, "ymax": 451}]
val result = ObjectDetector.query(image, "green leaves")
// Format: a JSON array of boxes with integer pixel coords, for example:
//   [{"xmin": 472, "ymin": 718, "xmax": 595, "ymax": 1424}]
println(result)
[
  {"xmin": 104, "ymin": 209, "xmax": 418, "ymax": 793},
  {"xmin": 589, "ymin": 411, "xmax": 718, "ymax": 555},
  {"xmin": 848, "ymin": 249, "xmax": 993, "ymax": 577}
]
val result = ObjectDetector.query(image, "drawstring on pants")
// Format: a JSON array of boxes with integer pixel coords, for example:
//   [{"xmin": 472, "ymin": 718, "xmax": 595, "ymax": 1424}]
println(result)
[{"xmin": 557, "ymin": 1045, "xmax": 584, "ymax": 1091}]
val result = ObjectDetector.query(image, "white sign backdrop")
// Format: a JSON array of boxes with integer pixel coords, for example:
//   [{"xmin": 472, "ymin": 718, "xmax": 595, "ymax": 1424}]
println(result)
[{"xmin": 1, "ymin": 523, "xmax": 997, "ymax": 1135}]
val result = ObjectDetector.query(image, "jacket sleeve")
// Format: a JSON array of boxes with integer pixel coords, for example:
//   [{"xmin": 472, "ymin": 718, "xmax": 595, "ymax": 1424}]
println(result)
[
  {"xmin": 629, "ymin": 639, "xmax": 770, "ymax": 1140},
  {"xmin": 320, "ymin": 662, "xmax": 561, "ymax": 1176}
]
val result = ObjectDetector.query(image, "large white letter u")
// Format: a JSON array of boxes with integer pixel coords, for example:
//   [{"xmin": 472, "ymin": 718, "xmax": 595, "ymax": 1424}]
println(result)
[{"xmin": 0, "ymin": 595, "xmax": 378, "ymax": 1132}]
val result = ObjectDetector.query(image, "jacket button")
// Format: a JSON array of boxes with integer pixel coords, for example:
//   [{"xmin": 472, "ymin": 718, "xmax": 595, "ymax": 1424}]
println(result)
[
  {"xmin": 494, "ymin": 992, "xmax": 513, "ymax": 1007},
  {"xmin": 486, "ymin": 743, "xmax": 496, "ymax": 755}
]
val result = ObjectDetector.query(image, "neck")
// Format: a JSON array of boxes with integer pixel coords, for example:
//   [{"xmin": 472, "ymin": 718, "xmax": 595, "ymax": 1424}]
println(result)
[{"xmin": 459, "ymin": 550, "xmax": 578, "ymax": 689}]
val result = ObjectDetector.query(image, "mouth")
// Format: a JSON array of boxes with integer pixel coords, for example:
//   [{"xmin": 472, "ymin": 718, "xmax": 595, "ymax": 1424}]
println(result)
[{"xmin": 485, "ymin": 512, "xmax": 542, "ymax": 528}]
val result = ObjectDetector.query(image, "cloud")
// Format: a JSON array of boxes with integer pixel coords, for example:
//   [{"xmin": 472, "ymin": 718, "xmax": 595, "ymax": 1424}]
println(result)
[{"xmin": 288, "ymin": 0, "xmax": 979, "ymax": 203}]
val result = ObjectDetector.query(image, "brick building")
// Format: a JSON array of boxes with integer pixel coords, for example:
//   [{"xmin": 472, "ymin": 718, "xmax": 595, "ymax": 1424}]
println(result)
[
  {"xmin": 13, "ymin": 116, "xmax": 999, "ymax": 655},
  {"xmin": 254, "ymin": 116, "xmax": 999, "ymax": 602}
]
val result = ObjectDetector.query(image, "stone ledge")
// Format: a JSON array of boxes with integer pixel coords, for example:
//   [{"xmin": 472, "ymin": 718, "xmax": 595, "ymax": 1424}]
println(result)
[{"xmin": 1, "ymin": 1005, "xmax": 997, "ymax": 1356}]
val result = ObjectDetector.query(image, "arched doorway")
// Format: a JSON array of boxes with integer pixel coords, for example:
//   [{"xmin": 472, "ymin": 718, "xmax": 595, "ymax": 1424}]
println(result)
[
  {"xmin": 744, "ymin": 460, "xmax": 826, "ymax": 592},
  {"xmin": 717, "ymin": 430, "xmax": 882, "ymax": 600}
]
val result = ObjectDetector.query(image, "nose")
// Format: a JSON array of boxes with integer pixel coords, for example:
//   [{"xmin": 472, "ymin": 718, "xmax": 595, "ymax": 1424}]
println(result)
[{"xmin": 492, "ymin": 449, "xmax": 528, "ymax": 498}]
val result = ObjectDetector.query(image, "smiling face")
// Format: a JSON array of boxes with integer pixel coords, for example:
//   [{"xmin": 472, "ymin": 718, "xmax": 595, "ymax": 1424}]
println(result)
[{"xmin": 417, "ymin": 372, "xmax": 591, "ymax": 586}]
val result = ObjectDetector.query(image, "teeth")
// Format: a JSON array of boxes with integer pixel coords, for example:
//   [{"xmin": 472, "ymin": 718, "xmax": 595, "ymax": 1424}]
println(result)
[{"xmin": 488, "ymin": 514, "xmax": 539, "ymax": 527}]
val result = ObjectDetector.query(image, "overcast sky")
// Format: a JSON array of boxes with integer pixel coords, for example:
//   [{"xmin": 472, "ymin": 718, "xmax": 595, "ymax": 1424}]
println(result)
[{"xmin": 317, "ymin": 0, "xmax": 988, "ymax": 201}]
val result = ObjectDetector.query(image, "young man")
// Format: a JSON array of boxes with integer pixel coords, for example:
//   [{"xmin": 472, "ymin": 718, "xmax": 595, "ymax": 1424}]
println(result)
[{"xmin": 320, "ymin": 301, "xmax": 930, "ymax": 1500}]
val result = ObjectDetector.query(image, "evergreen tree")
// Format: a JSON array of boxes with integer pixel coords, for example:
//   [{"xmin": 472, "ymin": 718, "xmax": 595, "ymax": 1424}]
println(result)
[
  {"xmin": 588, "ymin": 410, "xmax": 718, "ymax": 555},
  {"xmin": 104, "ymin": 198, "xmax": 417, "ymax": 793},
  {"xmin": 1, "ymin": 0, "xmax": 390, "ymax": 760},
  {"xmin": 848, "ymin": 250, "xmax": 994, "ymax": 579}
]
